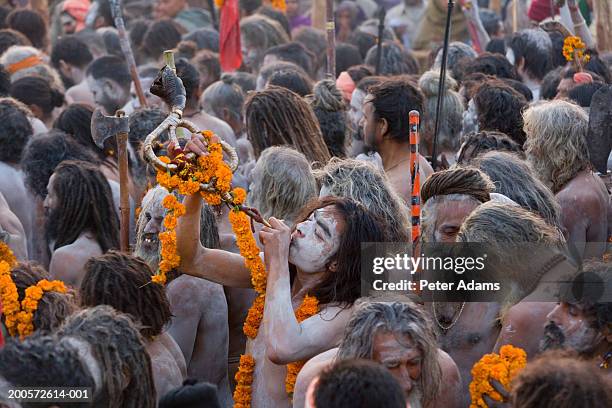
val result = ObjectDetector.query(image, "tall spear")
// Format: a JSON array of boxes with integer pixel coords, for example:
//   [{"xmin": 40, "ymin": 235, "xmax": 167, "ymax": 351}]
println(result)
[
  {"xmin": 109, "ymin": 0, "xmax": 147, "ymax": 108},
  {"xmin": 409, "ymin": 111, "xmax": 421, "ymax": 243},
  {"xmin": 431, "ymin": 0, "xmax": 455, "ymax": 171},
  {"xmin": 325, "ymin": 0, "xmax": 336, "ymax": 78},
  {"xmin": 375, "ymin": 7, "xmax": 386, "ymax": 75}
]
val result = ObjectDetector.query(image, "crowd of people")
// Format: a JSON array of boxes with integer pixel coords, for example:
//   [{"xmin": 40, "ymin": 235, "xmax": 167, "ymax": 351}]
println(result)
[{"xmin": 0, "ymin": 0, "xmax": 611, "ymax": 407}]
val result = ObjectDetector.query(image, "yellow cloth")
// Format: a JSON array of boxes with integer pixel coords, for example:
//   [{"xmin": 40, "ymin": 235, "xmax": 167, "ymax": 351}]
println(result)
[{"xmin": 413, "ymin": 0, "xmax": 470, "ymax": 51}]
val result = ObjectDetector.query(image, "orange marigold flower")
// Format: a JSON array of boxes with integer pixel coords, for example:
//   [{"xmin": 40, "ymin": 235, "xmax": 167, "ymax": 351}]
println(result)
[
  {"xmin": 232, "ymin": 188, "xmax": 247, "ymax": 206},
  {"xmin": 0, "ymin": 242, "xmax": 16, "ymax": 266},
  {"xmin": 469, "ymin": 345, "xmax": 526, "ymax": 407}
]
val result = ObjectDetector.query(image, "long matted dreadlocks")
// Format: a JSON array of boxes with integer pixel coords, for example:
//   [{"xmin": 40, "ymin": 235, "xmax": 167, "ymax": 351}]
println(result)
[
  {"xmin": 245, "ymin": 86, "xmax": 331, "ymax": 165},
  {"xmin": 48, "ymin": 160, "xmax": 119, "ymax": 252}
]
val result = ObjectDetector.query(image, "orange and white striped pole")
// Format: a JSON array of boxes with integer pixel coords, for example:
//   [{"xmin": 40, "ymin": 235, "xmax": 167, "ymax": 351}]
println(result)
[{"xmin": 409, "ymin": 111, "xmax": 421, "ymax": 243}]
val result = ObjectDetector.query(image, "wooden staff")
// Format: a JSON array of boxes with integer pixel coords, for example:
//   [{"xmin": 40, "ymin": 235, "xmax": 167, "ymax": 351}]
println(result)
[
  {"xmin": 109, "ymin": 0, "xmax": 147, "ymax": 108},
  {"xmin": 431, "ymin": 0, "xmax": 455, "ymax": 171},
  {"xmin": 513, "ymin": 0, "xmax": 518, "ymax": 33},
  {"xmin": 375, "ymin": 7, "xmax": 386, "ymax": 75},
  {"xmin": 325, "ymin": 0, "xmax": 336, "ymax": 78},
  {"xmin": 409, "ymin": 111, "xmax": 421, "ymax": 244}
]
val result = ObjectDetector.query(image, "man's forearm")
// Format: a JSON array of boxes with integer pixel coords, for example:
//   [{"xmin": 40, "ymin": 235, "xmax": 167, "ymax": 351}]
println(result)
[
  {"xmin": 176, "ymin": 194, "xmax": 203, "ymax": 272},
  {"xmin": 264, "ymin": 258, "xmax": 303, "ymax": 364}
]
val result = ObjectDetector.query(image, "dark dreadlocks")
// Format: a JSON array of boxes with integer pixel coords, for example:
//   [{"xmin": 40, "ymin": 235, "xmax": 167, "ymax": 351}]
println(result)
[
  {"xmin": 245, "ymin": 86, "xmax": 331, "ymax": 165},
  {"xmin": 80, "ymin": 250, "xmax": 171, "ymax": 339},
  {"xmin": 47, "ymin": 160, "xmax": 119, "ymax": 252},
  {"xmin": 56, "ymin": 305, "xmax": 156, "ymax": 408},
  {"xmin": 10, "ymin": 262, "xmax": 77, "ymax": 334},
  {"xmin": 0, "ymin": 335, "xmax": 94, "ymax": 408}
]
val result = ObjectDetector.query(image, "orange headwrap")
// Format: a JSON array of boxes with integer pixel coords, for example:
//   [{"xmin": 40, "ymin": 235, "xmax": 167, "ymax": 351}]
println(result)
[
  {"xmin": 7, "ymin": 55, "xmax": 43, "ymax": 75},
  {"xmin": 336, "ymin": 71, "xmax": 356, "ymax": 103}
]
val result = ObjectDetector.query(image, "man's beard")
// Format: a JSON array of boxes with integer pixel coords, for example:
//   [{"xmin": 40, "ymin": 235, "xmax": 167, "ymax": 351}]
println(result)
[
  {"xmin": 134, "ymin": 233, "xmax": 160, "ymax": 272},
  {"xmin": 540, "ymin": 321, "xmax": 599, "ymax": 355},
  {"xmin": 539, "ymin": 321, "xmax": 566, "ymax": 352},
  {"xmin": 527, "ymin": 153, "xmax": 554, "ymax": 191},
  {"xmin": 44, "ymin": 206, "xmax": 61, "ymax": 246},
  {"xmin": 407, "ymin": 385, "xmax": 423, "ymax": 408}
]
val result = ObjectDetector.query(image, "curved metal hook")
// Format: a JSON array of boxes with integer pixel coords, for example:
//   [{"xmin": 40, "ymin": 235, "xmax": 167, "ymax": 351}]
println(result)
[{"xmin": 142, "ymin": 116, "xmax": 240, "ymax": 194}]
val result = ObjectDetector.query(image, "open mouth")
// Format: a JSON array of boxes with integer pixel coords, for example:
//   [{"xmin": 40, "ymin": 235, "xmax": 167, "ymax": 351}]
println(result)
[{"xmin": 142, "ymin": 233, "xmax": 159, "ymax": 248}]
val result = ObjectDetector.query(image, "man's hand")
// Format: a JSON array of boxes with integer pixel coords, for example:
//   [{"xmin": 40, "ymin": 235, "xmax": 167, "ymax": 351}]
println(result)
[
  {"xmin": 482, "ymin": 378, "xmax": 511, "ymax": 408},
  {"xmin": 169, "ymin": 132, "xmax": 221, "ymax": 158},
  {"xmin": 460, "ymin": 0, "xmax": 480, "ymax": 22},
  {"xmin": 259, "ymin": 217, "xmax": 291, "ymax": 269}
]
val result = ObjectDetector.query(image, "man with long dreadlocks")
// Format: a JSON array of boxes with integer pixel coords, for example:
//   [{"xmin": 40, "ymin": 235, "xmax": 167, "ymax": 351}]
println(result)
[
  {"xmin": 56, "ymin": 305, "xmax": 157, "ymax": 407},
  {"xmin": 134, "ymin": 186, "xmax": 232, "ymax": 406},
  {"xmin": 79, "ymin": 251, "xmax": 186, "ymax": 401},
  {"xmin": 176, "ymin": 140, "xmax": 388, "ymax": 408},
  {"xmin": 523, "ymin": 99, "xmax": 611, "ymax": 260},
  {"xmin": 244, "ymin": 86, "xmax": 332, "ymax": 165},
  {"xmin": 293, "ymin": 299, "xmax": 463, "ymax": 408},
  {"xmin": 44, "ymin": 160, "xmax": 119, "ymax": 287}
]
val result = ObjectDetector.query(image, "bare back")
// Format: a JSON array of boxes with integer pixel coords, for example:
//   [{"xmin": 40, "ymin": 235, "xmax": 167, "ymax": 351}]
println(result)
[
  {"xmin": 556, "ymin": 170, "xmax": 610, "ymax": 259},
  {"xmin": 146, "ymin": 334, "xmax": 185, "ymax": 401},
  {"xmin": 49, "ymin": 233, "xmax": 103, "ymax": 288},
  {"xmin": 166, "ymin": 274, "xmax": 232, "ymax": 406}
]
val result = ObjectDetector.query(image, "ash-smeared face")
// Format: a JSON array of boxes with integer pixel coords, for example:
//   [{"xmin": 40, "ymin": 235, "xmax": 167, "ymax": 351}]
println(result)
[
  {"xmin": 289, "ymin": 206, "xmax": 343, "ymax": 274},
  {"xmin": 134, "ymin": 197, "xmax": 165, "ymax": 270},
  {"xmin": 540, "ymin": 302, "xmax": 602, "ymax": 354}
]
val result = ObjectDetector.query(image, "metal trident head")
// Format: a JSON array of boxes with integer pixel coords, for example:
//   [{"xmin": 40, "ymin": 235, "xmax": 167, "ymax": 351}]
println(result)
[
  {"xmin": 142, "ymin": 51, "xmax": 239, "ymax": 191},
  {"xmin": 91, "ymin": 108, "xmax": 129, "ymax": 149}
]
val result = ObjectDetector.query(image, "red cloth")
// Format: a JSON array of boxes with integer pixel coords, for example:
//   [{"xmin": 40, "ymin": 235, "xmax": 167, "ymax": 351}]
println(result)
[
  {"xmin": 528, "ymin": 0, "xmax": 559, "ymax": 22},
  {"xmin": 219, "ymin": 0, "xmax": 242, "ymax": 72}
]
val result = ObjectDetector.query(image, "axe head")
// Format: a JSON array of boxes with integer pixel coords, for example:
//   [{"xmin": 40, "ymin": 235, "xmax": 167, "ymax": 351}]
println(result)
[
  {"xmin": 150, "ymin": 65, "xmax": 186, "ymax": 112},
  {"xmin": 91, "ymin": 108, "xmax": 130, "ymax": 149}
]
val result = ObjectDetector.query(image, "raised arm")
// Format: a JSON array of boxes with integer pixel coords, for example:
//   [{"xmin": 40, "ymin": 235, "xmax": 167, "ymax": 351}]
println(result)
[
  {"xmin": 176, "ymin": 193, "xmax": 252, "ymax": 287},
  {"xmin": 260, "ymin": 218, "xmax": 352, "ymax": 365},
  {"xmin": 174, "ymin": 133, "xmax": 254, "ymax": 287}
]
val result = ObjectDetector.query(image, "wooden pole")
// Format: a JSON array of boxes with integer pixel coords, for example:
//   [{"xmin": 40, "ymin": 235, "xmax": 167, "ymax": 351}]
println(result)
[
  {"xmin": 513, "ymin": 0, "xmax": 518, "ymax": 33},
  {"xmin": 325, "ymin": 0, "xmax": 336, "ymax": 78},
  {"xmin": 594, "ymin": 0, "xmax": 612, "ymax": 52},
  {"xmin": 431, "ymin": 0, "xmax": 454, "ymax": 171},
  {"xmin": 490, "ymin": 0, "xmax": 501, "ymax": 14},
  {"xmin": 110, "ymin": 0, "xmax": 147, "ymax": 108},
  {"xmin": 116, "ymin": 110, "xmax": 130, "ymax": 252}
]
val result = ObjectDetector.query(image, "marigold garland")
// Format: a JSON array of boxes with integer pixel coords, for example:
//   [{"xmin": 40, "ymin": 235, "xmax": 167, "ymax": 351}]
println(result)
[
  {"xmin": 563, "ymin": 35, "xmax": 590, "ymax": 71},
  {"xmin": 16, "ymin": 279, "xmax": 67, "ymax": 339},
  {"xmin": 0, "ymin": 244, "xmax": 67, "ymax": 340},
  {"xmin": 154, "ymin": 130, "xmax": 240, "ymax": 285},
  {"xmin": 0, "ymin": 242, "xmax": 16, "ymax": 266},
  {"xmin": 0, "ymin": 260, "xmax": 19, "ymax": 337},
  {"xmin": 469, "ymin": 345, "xmax": 527, "ymax": 408}
]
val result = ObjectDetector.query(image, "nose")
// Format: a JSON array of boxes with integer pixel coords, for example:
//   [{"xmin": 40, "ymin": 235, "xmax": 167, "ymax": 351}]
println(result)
[
  {"xmin": 546, "ymin": 304, "xmax": 563, "ymax": 325},
  {"xmin": 397, "ymin": 367, "xmax": 414, "ymax": 396},
  {"xmin": 143, "ymin": 218, "xmax": 160, "ymax": 235}
]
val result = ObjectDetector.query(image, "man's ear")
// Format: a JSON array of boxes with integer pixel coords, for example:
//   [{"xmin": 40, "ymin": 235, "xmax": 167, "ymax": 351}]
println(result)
[
  {"xmin": 222, "ymin": 107, "xmax": 232, "ymax": 123},
  {"xmin": 379, "ymin": 117, "xmax": 389, "ymax": 138},
  {"xmin": 58, "ymin": 60, "xmax": 71, "ymax": 77},
  {"xmin": 516, "ymin": 57, "xmax": 526, "ymax": 75},
  {"xmin": 28, "ymin": 104, "xmax": 43, "ymax": 119}
]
